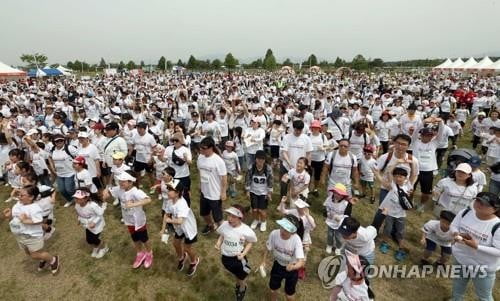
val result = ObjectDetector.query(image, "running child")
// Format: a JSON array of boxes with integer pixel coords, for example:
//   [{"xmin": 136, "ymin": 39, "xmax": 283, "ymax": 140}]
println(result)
[
  {"xmin": 419, "ymin": 210, "xmax": 455, "ymax": 266},
  {"xmin": 222, "ymin": 140, "xmax": 241, "ymax": 198},
  {"xmin": 245, "ymin": 150, "xmax": 273, "ymax": 232}
]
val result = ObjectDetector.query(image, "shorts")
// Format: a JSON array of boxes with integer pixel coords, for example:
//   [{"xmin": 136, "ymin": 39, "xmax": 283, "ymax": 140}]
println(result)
[
  {"xmin": 383, "ymin": 216, "xmax": 406, "ymax": 242},
  {"xmin": 92, "ymin": 177, "xmax": 103, "ymax": 190},
  {"xmin": 250, "ymin": 193, "xmax": 268, "ymax": 210},
  {"xmin": 101, "ymin": 166, "xmax": 112, "ymax": 177},
  {"xmin": 269, "ymin": 261, "xmax": 299, "ymax": 296},
  {"xmin": 133, "ymin": 161, "xmax": 152, "ymax": 173},
  {"xmin": 16, "ymin": 234, "xmax": 44, "ymax": 253},
  {"xmin": 200, "ymin": 194, "xmax": 223, "ymax": 223},
  {"xmin": 361, "ymin": 179, "xmax": 374, "ymax": 188},
  {"xmin": 310, "ymin": 160, "xmax": 324, "ymax": 181},
  {"xmin": 415, "ymin": 170, "xmax": 434, "ymax": 194},
  {"xmin": 85, "ymin": 229, "xmax": 102, "ymax": 246},
  {"xmin": 127, "ymin": 225, "xmax": 149, "ymax": 242},
  {"xmin": 425, "ymin": 238, "xmax": 452, "ymax": 255},
  {"xmin": 174, "ymin": 232, "xmax": 198, "ymax": 245},
  {"xmin": 270, "ymin": 145, "xmax": 280, "ymax": 159},
  {"xmin": 222, "ymin": 255, "xmax": 251, "ymax": 280}
]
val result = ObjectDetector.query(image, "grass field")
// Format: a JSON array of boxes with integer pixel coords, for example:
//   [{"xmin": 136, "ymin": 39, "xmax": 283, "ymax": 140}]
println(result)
[{"xmin": 0, "ymin": 129, "xmax": 498, "ymax": 301}]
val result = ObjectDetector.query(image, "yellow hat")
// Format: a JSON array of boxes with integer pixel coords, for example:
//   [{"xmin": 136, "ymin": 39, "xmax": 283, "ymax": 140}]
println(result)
[{"xmin": 112, "ymin": 152, "xmax": 126, "ymax": 160}]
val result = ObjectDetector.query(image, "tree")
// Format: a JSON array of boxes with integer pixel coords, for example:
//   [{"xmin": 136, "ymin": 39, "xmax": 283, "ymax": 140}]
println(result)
[
  {"xmin": 157, "ymin": 56, "xmax": 166, "ymax": 71},
  {"xmin": 282, "ymin": 58, "xmax": 293, "ymax": 67},
  {"xmin": 166, "ymin": 60, "xmax": 173, "ymax": 69},
  {"xmin": 20, "ymin": 53, "xmax": 48, "ymax": 68},
  {"xmin": 211, "ymin": 59, "xmax": 222, "ymax": 69},
  {"xmin": 333, "ymin": 57, "xmax": 345, "ymax": 68},
  {"xmin": 319, "ymin": 60, "xmax": 329, "ymax": 67},
  {"xmin": 99, "ymin": 58, "xmax": 107, "ymax": 68},
  {"xmin": 224, "ymin": 53, "xmax": 239, "ymax": 69},
  {"xmin": 351, "ymin": 54, "xmax": 368, "ymax": 70},
  {"xmin": 118, "ymin": 61, "xmax": 126, "ymax": 70},
  {"xmin": 262, "ymin": 49, "xmax": 277, "ymax": 70},
  {"xmin": 187, "ymin": 55, "xmax": 198, "ymax": 69},
  {"xmin": 247, "ymin": 59, "xmax": 263, "ymax": 69},
  {"xmin": 126, "ymin": 60, "xmax": 136, "ymax": 70},
  {"xmin": 66, "ymin": 61, "xmax": 74, "ymax": 70},
  {"xmin": 304, "ymin": 54, "xmax": 318, "ymax": 67},
  {"xmin": 369, "ymin": 58, "xmax": 384, "ymax": 68},
  {"xmin": 140, "ymin": 61, "xmax": 145, "ymax": 68},
  {"xmin": 176, "ymin": 59, "xmax": 185, "ymax": 67}
]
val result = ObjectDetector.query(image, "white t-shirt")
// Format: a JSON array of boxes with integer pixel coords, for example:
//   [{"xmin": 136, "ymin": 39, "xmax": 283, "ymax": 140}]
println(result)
[
  {"xmin": 266, "ymin": 229, "xmax": 305, "ymax": 266},
  {"xmin": 222, "ymin": 150, "xmax": 240, "ymax": 175},
  {"xmin": 169, "ymin": 197, "xmax": 197, "ymax": 240},
  {"xmin": 309, "ymin": 133, "xmax": 328, "ymax": 162},
  {"xmin": 288, "ymin": 168, "xmax": 310, "ymax": 198},
  {"xmin": 75, "ymin": 169, "xmax": 98, "ymax": 193},
  {"xmin": 217, "ymin": 221, "xmax": 257, "ymax": 257},
  {"xmin": 379, "ymin": 182, "xmax": 413, "ymax": 218},
  {"xmin": 280, "ymin": 133, "xmax": 313, "ymax": 171},
  {"xmin": 197, "ymin": 153, "xmax": 227, "ymax": 200},
  {"xmin": 102, "ymin": 135, "xmax": 128, "ymax": 167},
  {"xmin": 423, "ymin": 220, "xmax": 454, "ymax": 247},
  {"xmin": 10, "ymin": 201, "xmax": 44, "ymax": 237},
  {"xmin": 110, "ymin": 163, "xmax": 131, "ymax": 185},
  {"xmin": 359, "ymin": 157, "xmax": 377, "ymax": 182},
  {"xmin": 325, "ymin": 151, "xmax": 357, "ymax": 189},
  {"xmin": 344, "ymin": 225, "xmax": 377, "ymax": 257},
  {"xmin": 435, "ymin": 178, "xmax": 478, "ymax": 214},
  {"xmin": 334, "ymin": 271, "xmax": 371, "ymax": 301},
  {"xmin": 51, "ymin": 145, "xmax": 78, "ymax": 177},
  {"xmin": 451, "ymin": 208, "xmax": 500, "ymax": 272},
  {"xmin": 110, "ymin": 186, "xmax": 148, "ymax": 230},
  {"xmin": 75, "ymin": 201, "xmax": 105, "ymax": 234},
  {"xmin": 165, "ymin": 145, "xmax": 192, "ymax": 178},
  {"xmin": 411, "ymin": 140, "xmax": 439, "ymax": 171},
  {"xmin": 244, "ymin": 127, "xmax": 266, "ymax": 154},
  {"xmin": 77, "ymin": 144, "xmax": 101, "ymax": 178},
  {"xmin": 132, "ymin": 133, "xmax": 157, "ymax": 163}
]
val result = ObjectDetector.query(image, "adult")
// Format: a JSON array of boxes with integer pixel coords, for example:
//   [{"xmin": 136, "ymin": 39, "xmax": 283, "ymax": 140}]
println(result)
[
  {"xmin": 129, "ymin": 122, "xmax": 157, "ymax": 187},
  {"xmin": 102, "ymin": 121, "xmax": 128, "ymax": 189},
  {"xmin": 48, "ymin": 134, "xmax": 78, "ymax": 207},
  {"xmin": 244, "ymin": 118, "xmax": 266, "ymax": 169},
  {"xmin": 323, "ymin": 139, "xmax": 360, "ymax": 195},
  {"xmin": 165, "ymin": 132, "xmax": 192, "ymax": 206}
]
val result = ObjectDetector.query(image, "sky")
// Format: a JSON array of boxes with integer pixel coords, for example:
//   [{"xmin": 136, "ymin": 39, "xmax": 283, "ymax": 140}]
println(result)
[{"xmin": 2, "ymin": 0, "xmax": 500, "ymax": 66}]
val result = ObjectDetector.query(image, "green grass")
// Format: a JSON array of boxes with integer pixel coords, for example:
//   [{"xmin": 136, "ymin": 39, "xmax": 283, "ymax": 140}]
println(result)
[{"xmin": 0, "ymin": 126, "xmax": 498, "ymax": 301}]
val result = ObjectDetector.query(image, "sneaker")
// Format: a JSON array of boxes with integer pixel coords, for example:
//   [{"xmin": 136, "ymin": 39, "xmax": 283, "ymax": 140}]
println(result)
[
  {"xmin": 187, "ymin": 257, "xmax": 200, "ymax": 276},
  {"xmin": 113, "ymin": 199, "xmax": 119, "ymax": 206},
  {"xmin": 236, "ymin": 285, "xmax": 247, "ymax": 301},
  {"xmin": 325, "ymin": 245, "xmax": 333, "ymax": 254},
  {"xmin": 394, "ymin": 249, "xmax": 407, "ymax": 262},
  {"xmin": 259, "ymin": 221, "xmax": 267, "ymax": 232},
  {"xmin": 44, "ymin": 227, "xmax": 55, "ymax": 241},
  {"xmin": 63, "ymin": 202, "xmax": 73, "ymax": 208},
  {"xmin": 370, "ymin": 197, "xmax": 375, "ymax": 204},
  {"xmin": 334, "ymin": 249, "xmax": 341, "ymax": 256},
  {"xmin": 95, "ymin": 246, "xmax": 109, "ymax": 259},
  {"xmin": 38, "ymin": 260, "xmax": 47, "ymax": 272},
  {"xmin": 379, "ymin": 242, "xmax": 390, "ymax": 254},
  {"xmin": 298, "ymin": 267, "xmax": 306, "ymax": 280},
  {"xmin": 250, "ymin": 220, "xmax": 259, "ymax": 229},
  {"xmin": 91, "ymin": 248, "xmax": 99, "ymax": 258},
  {"xmin": 120, "ymin": 218, "xmax": 124, "ymax": 224},
  {"xmin": 177, "ymin": 252, "xmax": 187, "ymax": 271},
  {"xmin": 132, "ymin": 252, "xmax": 147, "ymax": 269},
  {"xmin": 201, "ymin": 225, "xmax": 214, "ymax": 235},
  {"xmin": 50, "ymin": 256, "xmax": 60, "ymax": 275},
  {"xmin": 143, "ymin": 252, "xmax": 153, "ymax": 268}
]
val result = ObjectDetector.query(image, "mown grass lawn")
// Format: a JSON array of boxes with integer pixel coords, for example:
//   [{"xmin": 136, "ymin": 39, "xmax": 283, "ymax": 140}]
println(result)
[{"xmin": 0, "ymin": 126, "xmax": 498, "ymax": 301}]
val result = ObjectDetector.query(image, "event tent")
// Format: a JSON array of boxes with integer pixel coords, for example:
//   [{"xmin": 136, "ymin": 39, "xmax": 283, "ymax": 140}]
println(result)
[
  {"xmin": 480, "ymin": 59, "xmax": 500, "ymax": 74},
  {"xmin": 433, "ymin": 58, "xmax": 453, "ymax": 70},
  {"xmin": 42, "ymin": 68, "xmax": 63, "ymax": 76},
  {"xmin": 56, "ymin": 65, "xmax": 73, "ymax": 75},
  {"xmin": 455, "ymin": 57, "xmax": 477, "ymax": 71},
  {"xmin": 448, "ymin": 58, "xmax": 464, "ymax": 70},
  {"xmin": 470, "ymin": 56, "xmax": 494, "ymax": 71},
  {"xmin": 0, "ymin": 61, "xmax": 26, "ymax": 80},
  {"xmin": 28, "ymin": 68, "xmax": 47, "ymax": 77}
]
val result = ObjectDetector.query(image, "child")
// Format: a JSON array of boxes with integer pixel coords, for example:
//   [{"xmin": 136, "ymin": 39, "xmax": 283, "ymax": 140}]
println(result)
[
  {"xmin": 282, "ymin": 157, "xmax": 311, "ymax": 205},
  {"xmin": 358, "ymin": 145, "xmax": 377, "ymax": 203},
  {"xmin": 73, "ymin": 156, "xmax": 100, "ymax": 205},
  {"xmin": 338, "ymin": 217, "xmax": 377, "ymax": 265},
  {"xmin": 329, "ymin": 250, "xmax": 374, "ymax": 301},
  {"xmin": 160, "ymin": 181, "xmax": 200, "ymax": 276},
  {"xmin": 232, "ymin": 126, "xmax": 245, "ymax": 171},
  {"xmin": 324, "ymin": 183, "xmax": 356, "ymax": 255},
  {"xmin": 446, "ymin": 114, "xmax": 462, "ymax": 149},
  {"xmin": 268, "ymin": 120, "xmax": 285, "ymax": 168},
  {"xmin": 469, "ymin": 156, "xmax": 486, "ymax": 192},
  {"xmin": 222, "ymin": 140, "xmax": 240, "ymax": 198},
  {"xmin": 245, "ymin": 150, "xmax": 273, "ymax": 232},
  {"xmin": 278, "ymin": 197, "xmax": 316, "ymax": 279},
  {"xmin": 215, "ymin": 205, "xmax": 257, "ymax": 301},
  {"xmin": 151, "ymin": 145, "xmax": 168, "ymax": 194},
  {"xmin": 455, "ymin": 103, "xmax": 469, "ymax": 128},
  {"xmin": 378, "ymin": 167, "xmax": 413, "ymax": 261},
  {"xmin": 4, "ymin": 148, "xmax": 24, "ymax": 193},
  {"xmin": 110, "ymin": 152, "xmax": 131, "ymax": 206},
  {"xmin": 103, "ymin": 171, "xmax": 153, "ymax": 269},
  {"xmin": 420, "ymin": 210, "xmax": 456, "ymax": 266},
  {"xmin": 74, "ymin": 188, "xmax": 109, "ymax": 259}
]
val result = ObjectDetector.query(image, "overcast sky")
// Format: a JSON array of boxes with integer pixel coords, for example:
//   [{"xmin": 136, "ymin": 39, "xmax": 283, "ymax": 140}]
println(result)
[{"xmin": 2, "ymin": 0, "xmax": 499, "ymax": 65}]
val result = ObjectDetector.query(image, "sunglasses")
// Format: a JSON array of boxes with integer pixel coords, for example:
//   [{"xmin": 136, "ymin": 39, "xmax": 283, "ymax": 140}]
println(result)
[{"xmin": 171, "ymin": 139, "xmax": 179, "ymax": 143}]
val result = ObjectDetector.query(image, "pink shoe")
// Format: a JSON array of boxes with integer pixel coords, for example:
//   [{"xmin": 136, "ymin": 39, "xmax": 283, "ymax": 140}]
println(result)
[
  {"xmin": 143, "ymin": 252, "xmax": 153, "ymax": 269},
  {"xmin": 132, "ymin": 252, "xmax": 147, "ymax": 269}
]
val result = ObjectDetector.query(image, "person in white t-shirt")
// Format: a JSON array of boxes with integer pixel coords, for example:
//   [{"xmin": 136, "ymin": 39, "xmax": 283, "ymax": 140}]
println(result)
[
  {"xmin": 73, "ymin": 188, "xmax": 108, "ymax": 259},
  {"xmin": 164, "ymin": 132, "xmax": 193, "ymax": 205},
  {"xmin": 330, "ymin": 250, "xmax": 373, "ymax": 301},
  {"xmin": 359, "ymin": 145, "xmax": 377, "ymax": 203},
  {"xmin": 76, "ymin": 131, "xmax": 102, "ymax": 188},
  {"xmin": 160, "ymin": 181, "xmax": 200, "ymax": 277},
  {"xmin": 450, "ymin": 192, "xmax": 500, "ymax": 301},
  {"xmin": 419, "ymin": 210, "xmax": 455, "ymax": 266},
  {"xmin": 215, "ymin": 205, "xmax": 257, "ymax": 301},
  {"xmin": 197, "ymin": 137, "xmax": 228, "ymax": 234},
  {"xmin": 109, "ymin": 152, "xmax": 130, "ymax": 206},
  {"xmin": 261, "ymin": 215, "xmax": 305, "ymax": 301},
  {"xmin": 130, "ymin": 122, "xmax": 157, "ymax": 187},
  {"xmin": 48, "ymin": 134, "xmax": 78, "ymax": 207},
  {"xmin": 72, "ymin": 156, "xmax": 100, "ymax": 204},
  {"xmin": 244, "ymin": 118, "xmax": 266, "ymax": 169},
  {"xmin": 3, "ymin": 185, "xmax": 60, "ymax": 275},
  {"xmin": 103, "ymin": 172, "xmax": 153, "ymax": 269}
]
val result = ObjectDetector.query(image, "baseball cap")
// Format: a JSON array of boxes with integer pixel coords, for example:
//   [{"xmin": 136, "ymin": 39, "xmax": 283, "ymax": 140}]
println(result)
[
  {"xmin": 310, "ymin": 120, "xmax": 321, "ymax": 129},
  {"xmin": 225, "ymin": 140, "xmax": 235, "ymax": 148},
  {"xmin": 475, "ymin": 192, "xmax": 500, "ymax": 209},
  {"xmin": 363, "ymin": 145, "xmax": 374, "ymax": 153},
  {"xmin": 455, "ymin": 163, "xmax": 472, "ymax": 174},
  {"xmin": 77, "ymin": 131, "xmax": 90, "ymax": 138},
  {"xmin": 112, "ymin": 152, "xmax": 126, "ymax": 160},
  {"xmin": 116, "ymin": 172, "xmax": 136, "ymax": 182},
  {"xmin": 73, "ymin": 190, "xmax": 90, "ymax": 199},
  {"xmin": 92, "ymin": 122, "xmax": 104, "ymax": 130},
  {"xmin": 276, "ymin": 218, "xmax": 297, "ymax": 233},
  {"xmin": 105, "ymin": 121, "xmax": 119, "ymax": 131},
  {"xmin": 420, "ymin": 127, "xmax": 434, "ymax": 136},
  {"xmin": 225, "ymin": 207, "xmax": 244, "ymax": 218},
  {"xmin": 73, "ymin": 156, "xmax": 86, "ymax": 165},
  {"xmin": 27, "ymin": 129, "xmax": 39, "ymax": 136}
]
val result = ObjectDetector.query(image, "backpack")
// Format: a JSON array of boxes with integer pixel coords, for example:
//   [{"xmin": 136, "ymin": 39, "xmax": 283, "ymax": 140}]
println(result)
[
  {"xmin": 348, "ymin": 130, "xmax": 368, "ymax": 147},
  {"xmin": 329, "ymin": 150, "xmax": 356, "ymax": 176},
  {"xmin": 461, "ymin": 208, "xmax": 500, "ymax": 236},
  {"xmin": 51, "ymin": 143, "xmax": 75, "ymax": 159}
]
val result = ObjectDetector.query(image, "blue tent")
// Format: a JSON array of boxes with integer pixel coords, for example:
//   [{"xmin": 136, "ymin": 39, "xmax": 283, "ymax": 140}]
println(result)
[
  {"xmin": 27, "ymin": 68, "xmax": 47, "ymax": 77},
  {"xmin": 42, "ymin": 68, "xmax": 63, "ymax": 76}
]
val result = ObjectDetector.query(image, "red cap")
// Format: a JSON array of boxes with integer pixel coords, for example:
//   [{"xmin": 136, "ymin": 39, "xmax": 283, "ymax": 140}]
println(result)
[
  {"xmin": 310, "ymin": 120, "xmax": 322, "ymax": 129},
  {"xmin": 92, "ymin": 122, "xmax": 104, "ymax": 130},
  {"xmin": 73, "ymin": 156, "xmax": 86, "ymax": 165}
]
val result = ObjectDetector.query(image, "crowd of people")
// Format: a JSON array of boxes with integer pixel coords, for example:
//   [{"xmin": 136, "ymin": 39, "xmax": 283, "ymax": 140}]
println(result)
[{"xmin": 0, "ymin": 70, "xmax": 499, "ymax": 301}]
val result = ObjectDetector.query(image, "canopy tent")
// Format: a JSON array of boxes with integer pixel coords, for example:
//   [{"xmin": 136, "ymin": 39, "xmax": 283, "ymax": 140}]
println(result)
[
  {"xmin": 56, "ymin": 65, "xmax": 73, "ymax": 76},
  {"xmin": 280, "ymin": 66, "xmax": 295, "ymax": 75},
  {"xmin": 0, "ymin": 61, "xmax": 26, "ymax": 80},
  {"xmin": 470, "ymin": 56, "xmax": 494, "ymax": 71},
  {"xmin": 104, "ymin": 68, "xmax": 118, "ymax": 76},
  {"xmin": 454, "ymin": 57, "xmax": 477, "ymax": 71},
  {"xmin": 448, "ymin": 58, "xmax": 464, "ymax": 70},
  {"xmin": 42, "ymin": 68, "xmax": 63, "ymax": 76},
  {"xmin": 28, "ymin": 68, "xmax": 47, "ymax": 77},
  {"xmin": 479, "ymin": 59, "xmax": 500, "ymax": 74},
  {"xmin": 433, "ymin": 58, "xmax": 453, "ymax": 69}
]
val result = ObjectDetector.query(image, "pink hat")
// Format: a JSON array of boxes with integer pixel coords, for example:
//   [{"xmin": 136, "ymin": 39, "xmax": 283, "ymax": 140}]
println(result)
[
  {"xmin": 73, "ymin": 190, "xmax": 90, "ymax": 199},
  {"xmin": 329, "ymin": 183, "xmax": 349, "ymax": 197},
  {"xmin": 310, "ymin": 120, "xmax": 322, "ymax": 129},
  {"xmin": 225, "ymin": 140, "xmax": 235, "ymax": 148}
]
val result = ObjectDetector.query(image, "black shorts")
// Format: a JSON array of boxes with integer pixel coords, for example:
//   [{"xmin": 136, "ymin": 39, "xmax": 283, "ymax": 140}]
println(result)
[
  {"xmin": 270, "ymin": 145, "xmax": 280, "ymax": 159},
  {"xmin": 101, "ymin": 165, "xmax": 112, "ymax": 177},
  {"xmin": 200, "ymin": 194, "xmax": 223, "ymax": 223},
  {"xmin": 92, "ymin": 177, "xmax": 103, "ymax": 190},
  {"xmin": 174, "ymin": 233, "xmax": 198, "ymax": 245},
  {"xmin": 311, "ymin": 160, "xmax": 324, "ymax": 181},
  {"xmin": 177, "ymin": 176, "xmax": 191, "ymax": 191},
  {"xmin": 85, "ymin": 229, "xmax": 101, "ymax": 246},
  {"xmin": 415, "ymin": 170, "xmax": 434, "ymax": 194},
  {"xmin": 222, "ymin": 255, "xmax": 251, "ymax": 280},
  {"xmin": 250, "ymin": 193, "xmax": 268, "ymax": 210},
  {"xmin": 128, "ymin": 226, "xmax": 149, "ymax": 243},
  {"xmin": 133, "ymin": 161, "xmax": 152, "ymax": 173},
  {"xmin": 425, "ymin": 238, "xmax": 452, "ymax": 255},
  {"xmin": 269, "ymin": 261, "xmax": 299, "ymax": 296}
]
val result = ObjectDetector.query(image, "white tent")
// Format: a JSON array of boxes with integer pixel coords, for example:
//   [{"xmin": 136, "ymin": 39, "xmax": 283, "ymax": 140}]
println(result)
[
  {"xmin": 0, "ymin": 61, "xmax": 26, "ymax": 79},
  {"xmin": 56, "ymin": 65, "xmax": 73, "ymax": 76},
  {"xmin": 104, "ymin": 68, "xmax": 117, "ymax": 76},
  {"xmin": 470, "ymin": 56, "xmax": 494, "ymax": 71},
  {"xmin": 481, "ymin": 59, "xmax": 500, "ymax": 74},
  {"xmin": 455, "ymin": 57, "xmax": 477, "ymax": 71},
  {"xmin": 448, "ymin": 58, "xmax": 464, "ymax": 70},
  {"xmin": 433, "ymin": 58, "xmax": 453, "ymax": 69}
]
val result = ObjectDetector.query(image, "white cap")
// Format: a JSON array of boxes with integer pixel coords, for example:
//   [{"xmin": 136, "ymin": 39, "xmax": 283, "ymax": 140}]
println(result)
[
  {"xmin": 294, "ymin": 199, "xmax": 310, "ymax": 209},
  {"xmin": 224, "ymin": 207, "xmax": 243, "ymax": 218},
  {"xmin": 27, "ymin": 129, "xmax": 39, "ymax": 136},
  {"xmin": 77, "ymin": 131, "xmax": 90, "ymax": 138},
  {"xmin": 116, "ymin": 172, "xmax": 136, "ymax": 182},
  {"xmin": 455, "ymin": 163, "xmax": 472, "ymax": 174}
]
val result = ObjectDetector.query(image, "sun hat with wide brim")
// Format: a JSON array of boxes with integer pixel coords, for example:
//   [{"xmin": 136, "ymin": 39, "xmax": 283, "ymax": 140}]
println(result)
[{"xmin": 330, "ymin": 183, "xmax": 349, "ymax": 197}]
